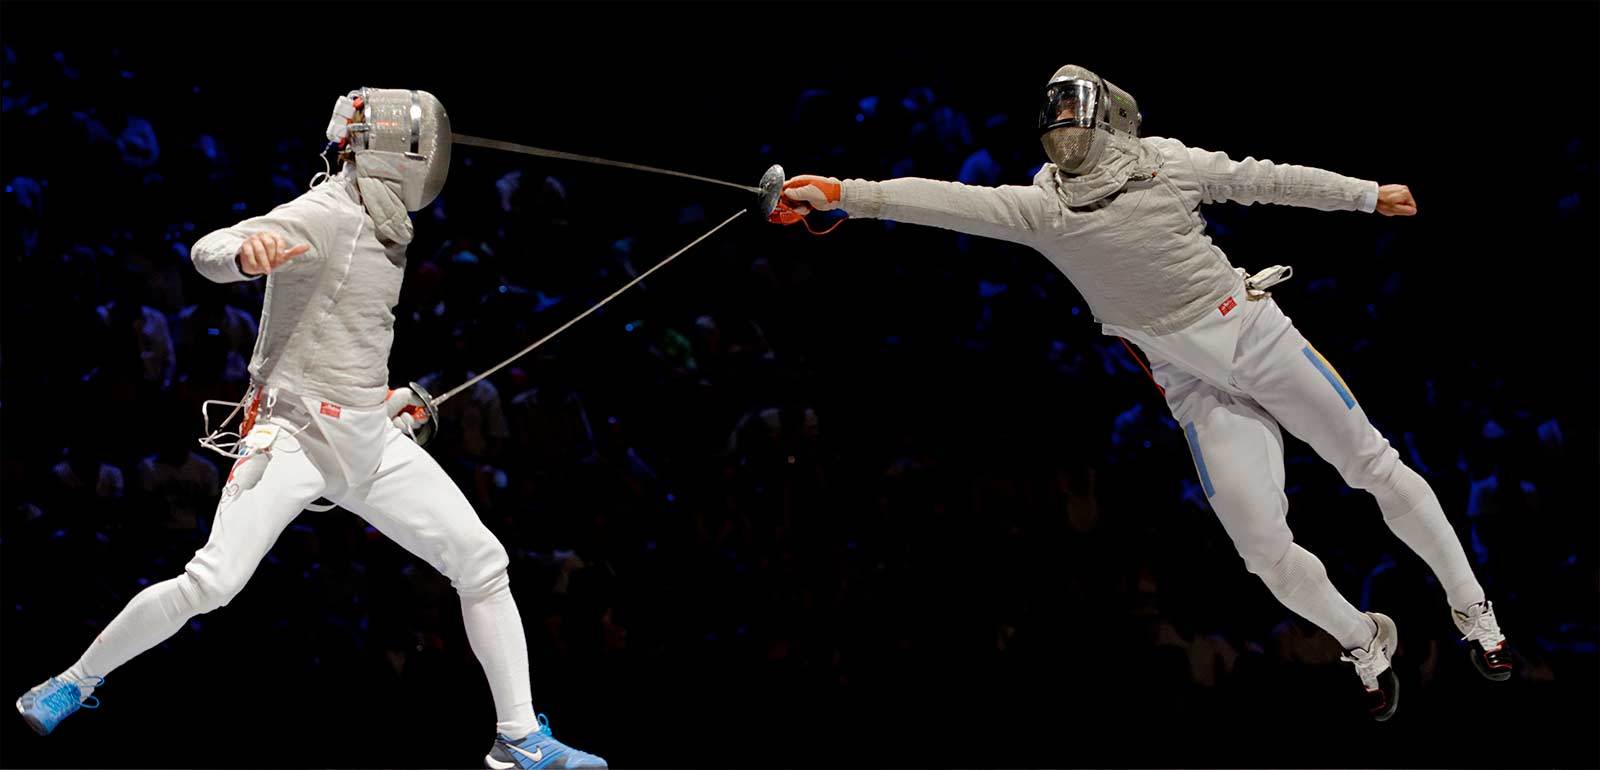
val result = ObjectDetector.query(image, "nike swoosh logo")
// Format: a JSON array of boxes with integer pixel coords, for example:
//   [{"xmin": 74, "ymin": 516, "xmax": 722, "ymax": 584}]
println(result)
[{"xmin": 506, "ymin": 743, "xmax": 544, "ymax": 765}]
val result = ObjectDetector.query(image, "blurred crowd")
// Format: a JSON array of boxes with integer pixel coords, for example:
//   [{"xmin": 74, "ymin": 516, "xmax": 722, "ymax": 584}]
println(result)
[{"xmin": 2, "ymin": 41, "xmax": 1596, "ymax": 765}]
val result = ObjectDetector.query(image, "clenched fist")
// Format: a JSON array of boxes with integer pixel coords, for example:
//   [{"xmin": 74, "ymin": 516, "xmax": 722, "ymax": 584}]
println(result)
[
  {"xmin": 1376, "ymin": 184, "xmax": 1417, "ymax": 217},
  {"xmin": 385, "ymin": 386, "xmax": 432, "ymax": 439},
  {"xmin": 236, "ymin": 232, "xmax": 310, "ymax": 276}
]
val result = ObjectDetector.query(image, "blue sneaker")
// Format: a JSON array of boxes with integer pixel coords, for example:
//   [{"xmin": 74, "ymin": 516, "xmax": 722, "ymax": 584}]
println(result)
[
  {"xmin": 15, "ymin": 676, "xmax": 102, "ymax": 736},
  {"xmin": 484, "ymin": 714, "xmax": 607, "ymax": 769}
]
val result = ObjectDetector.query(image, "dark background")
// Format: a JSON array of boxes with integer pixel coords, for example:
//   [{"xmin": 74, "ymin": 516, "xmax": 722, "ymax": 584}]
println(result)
[{"xmin": 2, "ymin": 2, "xmax": 1597, "ymax": 768}]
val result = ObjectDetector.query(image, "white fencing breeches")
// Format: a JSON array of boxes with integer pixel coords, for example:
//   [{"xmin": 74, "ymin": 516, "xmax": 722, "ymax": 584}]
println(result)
[
  {"xmin": 65, "ymin": 390, "xmax": 538, "ymax": 739},
  {"xmin": 1106, "ymin": 283, "xmax": 1484, "ymax": 649}
]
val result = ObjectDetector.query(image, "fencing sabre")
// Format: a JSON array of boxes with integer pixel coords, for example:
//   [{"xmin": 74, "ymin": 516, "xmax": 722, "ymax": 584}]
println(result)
[
  {"xmin": 455, "ymin": 135, "xmax": 832, "ymax": 231},
  {"xmin": 453, "ymin": 133, "xmax": 788, "ymax": 218},
  {"xmin": 401, "ymin": 208, "xmax": 747, "ymax": 446},
  {"xmin": 393, "ymin": 136, "xmax": 789, "ymax": 446}
]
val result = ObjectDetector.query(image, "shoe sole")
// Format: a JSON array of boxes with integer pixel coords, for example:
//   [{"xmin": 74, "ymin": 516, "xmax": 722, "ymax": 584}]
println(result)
[
  {"xmin": 15, "ymin": 698, "xmax": 50, "ymax": 736},
  {"xmin": 1370, "ymin": 612, "xmax": 1400, "ymax": 722},
  {"xmin": 485, "ymin": 743, "xmax": 608, "ymax": 769},
  {"xmin": 1371, "ymin": 668, "xmax": 1400, "ymax": 722},
  {"xmin": 1470, "ymin": 651, "xmax": 1513, "ymax": 682}
]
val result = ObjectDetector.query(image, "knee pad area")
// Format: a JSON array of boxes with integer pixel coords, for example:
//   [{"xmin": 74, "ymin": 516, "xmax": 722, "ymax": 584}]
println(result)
[
  {"xmin": 1338, "ymin": 438, "xmax": 1404, "ymax": 493},
  {"xmin": 1374, "ymin": 463, "xmax": 1434, "ymax": 521},
  {"xmin": 1250, "ymin": 543, "xmax": 1326, "ymax": 596},
  {"xmin": 450, "ymin": 539, "xmax": 512, "ymax": 600},
  {"xmin": 176, "ymin": 564, "xmax": 246, "ymax": 614},
  {"xmin": 455, "ymin": 564, "xmax": 512, "ymax": 602},
  {"xmin": 176, "ymin": 550, "xmax": 254, "ymax": 611}
]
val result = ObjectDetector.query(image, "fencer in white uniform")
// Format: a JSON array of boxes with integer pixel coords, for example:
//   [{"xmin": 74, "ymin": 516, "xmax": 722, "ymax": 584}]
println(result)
[
  {"xmin": 776, "ymin": 65, "xmax": 1513, "ymax": 720},
  {"xmin": 15, "ymin": 88, "xmax": 607, "ymax": 769}
]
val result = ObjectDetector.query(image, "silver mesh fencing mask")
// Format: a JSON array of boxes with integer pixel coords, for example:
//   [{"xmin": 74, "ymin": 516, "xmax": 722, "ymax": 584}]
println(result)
[
  {"xmin": 1037, "ymin": 65, "xmax": 1141, "ymax": 175},
  {"xmin": 327, "ymin": 88, "xmax": 451, "ymax": 211}
]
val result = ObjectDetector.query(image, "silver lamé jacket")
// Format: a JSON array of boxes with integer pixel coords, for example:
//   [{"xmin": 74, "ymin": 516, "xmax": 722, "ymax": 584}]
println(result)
[
  {"xmin": 190, "ymin": 169, "xmax": 404, "ymax": 407},
  {"xmin": 838, "ymin": 134, "xmax": 1379, "ymax": 336}
]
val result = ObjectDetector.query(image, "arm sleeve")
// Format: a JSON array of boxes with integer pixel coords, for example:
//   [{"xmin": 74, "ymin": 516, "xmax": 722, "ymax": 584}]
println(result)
[
  {"xmin": 189, "ymin": 193, "xmax": 336, "ymax": 283},
  {"xmin": 839, "ymin": 177, "xmax": 1048, "ymax": 246},
  {"xmin": 1184, "ymin": 145, "xmax": 1379, "ymax": 213}
]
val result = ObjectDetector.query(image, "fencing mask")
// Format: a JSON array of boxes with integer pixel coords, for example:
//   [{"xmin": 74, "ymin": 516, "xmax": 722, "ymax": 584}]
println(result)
[
  {"xmin": 1036, "ymin": 65, "xmax": 1141, "ymax": 175},
  {"xmin": 326, "ymin": 88, "xmax": 451, "ymax": 244}
]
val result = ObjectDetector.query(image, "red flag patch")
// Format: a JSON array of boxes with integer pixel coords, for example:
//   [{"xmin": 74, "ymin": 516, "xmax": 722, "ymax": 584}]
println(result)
[
  {"xmin": 320, "ymin": 402, "xmax": 342, "ymax": 419},
  {"xmin": 1218, "ymin": 296, "xmax": 1237, "ymax": 316}
]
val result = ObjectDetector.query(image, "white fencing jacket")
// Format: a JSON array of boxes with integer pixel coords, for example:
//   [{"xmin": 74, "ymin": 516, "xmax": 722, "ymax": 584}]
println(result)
[
  {"xmin": 190, "ymin": 168, "xmax": 405, "ymax": 407},
  {"xmin": 839, "ymin": 134, "xmax": 1379, "ymax": 336}
]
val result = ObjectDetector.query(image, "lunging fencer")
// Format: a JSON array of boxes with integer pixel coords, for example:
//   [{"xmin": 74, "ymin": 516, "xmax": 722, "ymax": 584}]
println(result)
[
  {"xmin": 774, "ymin": 65, "xmax": 1512, "ymax": 720},
  {"xmin": 15, "ymin": 88, "xmax": 607, "ymax": 768}
]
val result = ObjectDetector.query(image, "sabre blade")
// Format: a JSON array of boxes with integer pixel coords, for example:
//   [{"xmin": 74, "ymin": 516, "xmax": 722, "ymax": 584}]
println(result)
[
  {"xmin": 452, "ymin": 133, "xmax": 762, "ymax": 195},
  {"xmin": 434, "ymin": 208, "xmax": 748, "ymax": 407}
]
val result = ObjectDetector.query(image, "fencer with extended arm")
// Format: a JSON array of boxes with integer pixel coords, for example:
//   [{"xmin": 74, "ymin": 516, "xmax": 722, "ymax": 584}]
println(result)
[
  {"xmin": 767, "ymin": 63, "xmax": 1509, "ymax": 723},
  {"xmin": 779, "ymin": 140, "xmax": 1409, "ymax": 339}
]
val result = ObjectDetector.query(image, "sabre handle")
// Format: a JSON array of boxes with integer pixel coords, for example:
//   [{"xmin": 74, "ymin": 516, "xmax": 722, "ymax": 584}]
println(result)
[
  {"xmin": 406, "ymin": 381, "xmax": 441, "ymax": 447},
  {"xmin": 769, "ymin": 196, "xmax": 845, "ymax": 235}
]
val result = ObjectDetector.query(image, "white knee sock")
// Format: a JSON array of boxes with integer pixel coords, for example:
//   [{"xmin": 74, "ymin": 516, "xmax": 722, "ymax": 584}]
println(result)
[
  {"xmin": 1257, "ymin": 543, "xmax": 1375, "ymax": 650},
  {"xmin": 1383, "ymin": 496, "xmax": 1486, "ymax": 611},
  {"xmin": 460, "ymin": 573, "xmax": 538, "ymax": 740},
  {"xmin": 64, "ymin": 570, "xmax": 542, "ymax": 741},
  {"xmin": 1373, "ymin": 465, "xmax": 1485, "ymax": 611},
  {"xmin": 63, "ymin": 575, "xmax": 212, "ymax": 694}
]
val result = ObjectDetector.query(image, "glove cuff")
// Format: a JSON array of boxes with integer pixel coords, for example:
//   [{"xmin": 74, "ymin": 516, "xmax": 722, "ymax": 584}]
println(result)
[{"xmin": 838, "ymin": 178, "xmax": 883, "ymax": 218}]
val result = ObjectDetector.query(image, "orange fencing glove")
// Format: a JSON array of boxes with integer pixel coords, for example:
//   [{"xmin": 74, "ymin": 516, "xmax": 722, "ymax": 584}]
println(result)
[
  {"xmin": 769, "ymin": 174, "xmax": 845, "ymax": 235},
  {"xmin": 780, "ymin": 175, "xmax": 842, "ymax": 214}
]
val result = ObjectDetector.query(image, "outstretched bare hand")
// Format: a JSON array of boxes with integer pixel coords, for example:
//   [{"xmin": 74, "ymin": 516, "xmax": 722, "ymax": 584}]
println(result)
[{"xmin": 1376, "ymin": 184, "xmax": 1417, "ymax": 217}]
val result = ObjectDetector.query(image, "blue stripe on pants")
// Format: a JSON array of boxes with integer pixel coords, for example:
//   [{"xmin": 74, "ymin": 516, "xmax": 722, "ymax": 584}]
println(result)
[
  {"xmin": 1184, "ymin": 421, "xmax": 1216, "ymax": 498},
  {"xmin": 1302, "ymin": 346, "xmax": 1356, "ymax": 409}
]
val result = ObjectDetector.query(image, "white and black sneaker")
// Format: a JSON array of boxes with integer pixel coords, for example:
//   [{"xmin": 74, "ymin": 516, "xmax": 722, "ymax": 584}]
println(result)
[
  {"xmin": 1341, "ymin": 612, "xmax": 1400, "ymax": 721},
  {"xmin": 1453, "ymin": 600, "xmax": 1513, "ymax": 682}
]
